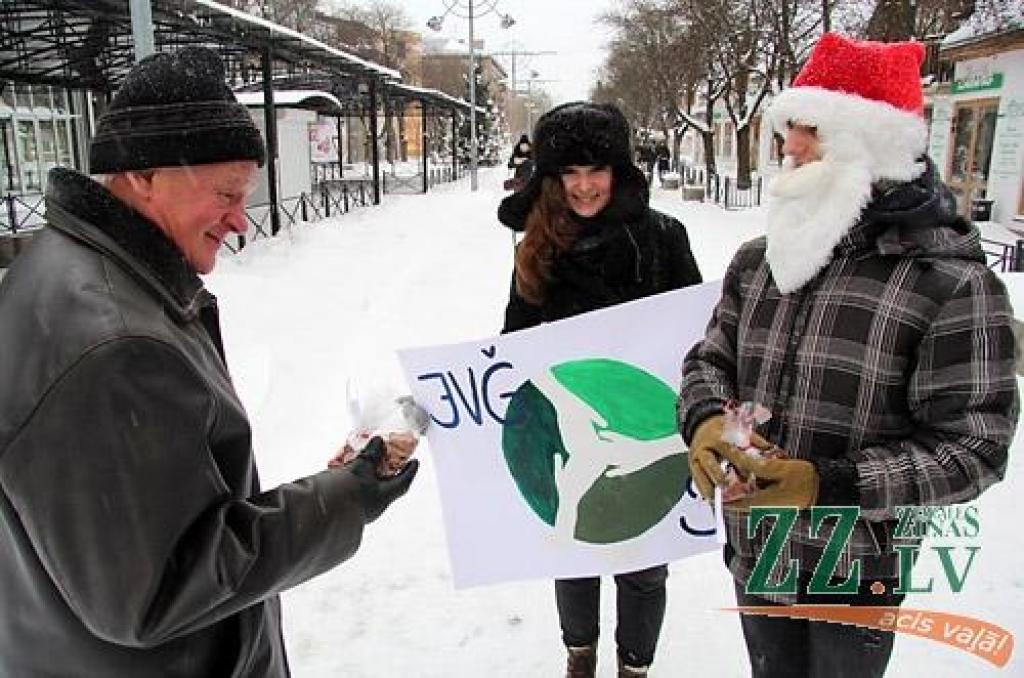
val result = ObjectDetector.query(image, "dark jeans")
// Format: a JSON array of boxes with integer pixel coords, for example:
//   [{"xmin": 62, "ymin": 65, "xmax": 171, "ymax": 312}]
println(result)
[
  {"xmin": 555, "ymin": 565, "xmax": 667, "ymax": 668},
  {"xmin": 734, "ymin": 581, "xmax": 901, "ymax": 678}
]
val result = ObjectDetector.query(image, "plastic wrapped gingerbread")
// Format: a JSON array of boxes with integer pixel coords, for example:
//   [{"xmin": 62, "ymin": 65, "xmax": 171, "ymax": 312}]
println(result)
[
  {"xmin": 718, "ymin": 401, "xmax": 785, "ymax": 502},
  {"xmin": 329, "ymin": 385, "xmax": 430, "ymax": 477}
]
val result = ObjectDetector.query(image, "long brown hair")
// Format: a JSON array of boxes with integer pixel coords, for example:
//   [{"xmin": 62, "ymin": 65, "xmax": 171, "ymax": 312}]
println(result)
[{"xmin": 514, "ymin": 176, "xmax": 581, "ymax": 305}]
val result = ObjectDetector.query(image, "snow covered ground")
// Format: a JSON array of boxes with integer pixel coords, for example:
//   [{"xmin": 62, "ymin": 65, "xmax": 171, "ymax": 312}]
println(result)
[{"xmin": 205, "ymin": 168, "xmax": 1023, "ymax": 677}]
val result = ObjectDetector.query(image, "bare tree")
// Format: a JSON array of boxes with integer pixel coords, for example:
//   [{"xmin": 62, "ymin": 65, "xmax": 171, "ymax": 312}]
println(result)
[
  {"xmin": 322, "ymin": 1, "xmax": 413, "ymax": 163},
  {"xmin": 766, "ymin": 0, "xmax": 823, "ymax": 86},
  {"xmin": 593, "ymin": 0, "xmax": 726, "ymax": 182},
  {"xmin": 598, "ymin": 1, "xmax": 698, "ymax": 133},
  {"xmin": 834, "ymin": 0, "xmax": 1005, "ymax": 40},
  {"xmin": 327, "ymin": 1, "xmax": 412, "ymax": 73},
  {"xmin": 220, "ymin": 0, "xmax": 321, "ymax": 33},
  {"xmin": 592, "ymin": 41, "xmax": 660, "ymax": 132},
  {"xmin": 761, "ymin": 0, "xmax": 823, "ymax": 162},
  {"xmin": 677, "ymin": 0, "xmax": 781, "ymax": 187}
]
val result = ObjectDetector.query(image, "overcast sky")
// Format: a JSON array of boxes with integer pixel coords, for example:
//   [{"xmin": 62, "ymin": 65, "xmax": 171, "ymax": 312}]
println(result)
[{"xmin": 402, "ymin": 0, "xmax": 618, "ymax": 104}]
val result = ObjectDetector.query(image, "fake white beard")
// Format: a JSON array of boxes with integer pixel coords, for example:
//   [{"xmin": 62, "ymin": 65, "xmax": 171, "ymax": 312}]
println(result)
[{"xmin": 765, "ymin": 157, "xmax": 873, "ymax": 294}]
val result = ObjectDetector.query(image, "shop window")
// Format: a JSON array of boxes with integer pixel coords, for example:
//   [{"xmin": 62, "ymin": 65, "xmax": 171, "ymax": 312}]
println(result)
[
  {"xmin": 1, "ymin": 83, "xmax": 14, "ymax": 110},
  {"xmin": 770, "ymin": 131, "xmax": 783, "ymax": 164},
  {"xmin": 948, "ymin": 99, "xmax": 998, "ymax": 215},
  {"xmin": 972, "ymin": 107, "xmax": 997, "ymax": 183},
  {"xmin": 32, "ymin": 86, "xmax": 51, "ymax": 111},
  {"xmin": 17, "ymin": 120, "xmax": 40, "ymax": 192},
  {"xmin": 14, "ymin": 84, "xmax": 33, "ymax": 110},
  {"xmin": 52, "ymin": 88, "xmax": 68, "ymax": 114},
  {"xmin": 55, "ymin": 120, "xmax": 73, "ymax": 167},
  {"xmin": 38, "ymin": 120, "xmax": 56, "ymax": 187},
  {"xmin": 0, "ymin": 120, "xmax": 18, "ymax": 193}
]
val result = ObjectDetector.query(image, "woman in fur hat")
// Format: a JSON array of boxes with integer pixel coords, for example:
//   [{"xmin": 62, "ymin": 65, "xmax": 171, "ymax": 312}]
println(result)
[
  {"xmin": 498, "ymin": 102, "xmax": 703, "ymax": 677},
  {"xmin": 679, "ymin": 33, "xmax": 1017, "ymax": 677}
]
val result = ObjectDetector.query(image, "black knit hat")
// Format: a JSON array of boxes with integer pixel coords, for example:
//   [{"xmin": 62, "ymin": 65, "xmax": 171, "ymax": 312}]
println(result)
[
  {"xmin": 498, "ymin": 101, "xmax": 647, "ymax": 231},
  {"xmin": 89, "ymin": 47, "xmax": 266, "ymax": 173}
]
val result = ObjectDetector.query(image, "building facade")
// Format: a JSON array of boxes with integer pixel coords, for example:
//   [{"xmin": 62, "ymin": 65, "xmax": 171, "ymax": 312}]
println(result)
[
  {"xmin": 925, "ymin": 24, "xmax": 1024, "ymax": 223},
  {"xmin": 0, "ymin": 83, "xmax": 89, "ymax": 197}
]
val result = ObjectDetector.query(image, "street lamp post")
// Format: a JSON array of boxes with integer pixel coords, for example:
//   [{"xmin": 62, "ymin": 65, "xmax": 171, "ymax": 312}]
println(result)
[
  {"xmin": 467, "ymin": 0, "xmax": 477, "ymax": 190},
  {"xmin": 427, "ymin": 0, "xmax": 515, "ymax": 192}
]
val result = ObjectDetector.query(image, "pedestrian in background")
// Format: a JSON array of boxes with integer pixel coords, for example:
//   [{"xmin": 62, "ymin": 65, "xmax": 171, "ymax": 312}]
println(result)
[
  {"xmin": 505, "ymin": 133, "xmax": 534, "ymax": 191},
  {"xmin": 654, "ymin": 141, "xmax": 670, "ymax": 186}
]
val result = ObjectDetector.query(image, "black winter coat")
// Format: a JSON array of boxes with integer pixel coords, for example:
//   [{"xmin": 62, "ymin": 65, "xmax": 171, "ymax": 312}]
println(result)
[
  {"xmin": 0, "ymin": 169, "xmax": 368, "ymax": 677},
  {"xmin": 502, "ymin": 207, "xmax": 703, "ymax": 332}
]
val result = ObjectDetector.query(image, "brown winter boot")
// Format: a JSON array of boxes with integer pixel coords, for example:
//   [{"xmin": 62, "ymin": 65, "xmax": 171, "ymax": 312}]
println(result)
[
  {"xmin": 565, "ymin": 644, "xmax": 597, "ymax": 678},
  {"xmin": 617, "ymin": 655, "xmax": 650, "ymax": 677}
]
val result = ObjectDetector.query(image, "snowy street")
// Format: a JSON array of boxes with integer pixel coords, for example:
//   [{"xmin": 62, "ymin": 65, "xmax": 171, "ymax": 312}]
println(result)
[{"xmin": 205, "ymin": 168, "xmax": 1024, "ymax": 677}]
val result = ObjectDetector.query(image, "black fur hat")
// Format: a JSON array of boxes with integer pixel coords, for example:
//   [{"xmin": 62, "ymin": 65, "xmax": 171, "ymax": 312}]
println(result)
[
  {"xmin": 498, "ymin": 101, "xmax": 648, "ymax": 231},
  {"xmin": 89, "ymin": 47, "xmax": 266, "ymax": 173}
]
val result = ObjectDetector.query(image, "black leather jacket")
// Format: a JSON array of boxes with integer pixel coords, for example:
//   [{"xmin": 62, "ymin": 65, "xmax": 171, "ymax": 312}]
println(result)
[{"xmin": 0, "ymin": 169, "xmax": 368, "ymax": 677}]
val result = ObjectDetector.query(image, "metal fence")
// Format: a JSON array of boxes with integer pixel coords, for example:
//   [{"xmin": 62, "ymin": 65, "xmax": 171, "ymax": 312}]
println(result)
[
  {"xmin": 719, "ymin": 176, "xmax": 763, "ymax": 209},
  {"xmin": 230, "ymin": 180, "xmax": 374, "ymax": 252},
  {"xmin": 429, "ymin": 165, "xmax": 465, "ymax": 186},
  {"xmin": 1, "ymin": 193, "xmax": 46, "ymax": 267},
  {"xmin": 3, "ymin": 165, "xmax": 469, "ymax": 263},
  {"xmin": 980, "ymin": 237, "xmax": 1024, "ymax": 273},
  {"xmin": 679, "ymin": 168, "xmax": 763, "ymax": 210},
  {"xmin": 383, "ymin": 173, "xmax": 424, "ymax": 195},
  {"xmin": 2, "ymin": 193, "xmax": 46, "ymax": 234}
]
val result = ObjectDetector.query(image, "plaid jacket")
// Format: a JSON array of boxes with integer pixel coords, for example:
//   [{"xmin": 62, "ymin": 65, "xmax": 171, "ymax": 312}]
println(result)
[{"xmin": 678, "ymin": 172, "xmax": 1018, "ymax": 602}]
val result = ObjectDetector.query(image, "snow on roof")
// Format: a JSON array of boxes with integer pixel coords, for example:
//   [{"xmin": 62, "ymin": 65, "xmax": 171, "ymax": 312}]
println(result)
[
  {"xmin": 390, "ymin": 83, "xmax": 484, "ymax": 113},
  {"xmin": 942, "ymin": 6, "xmax": 1024, "ymax": 49},
  {"xmin": 234, "ymin": 90, "xmax": 344, "ymax": 111},
  {"xmin": 197, "ymin": 0, "xmax": 401, "ymax": 80}
]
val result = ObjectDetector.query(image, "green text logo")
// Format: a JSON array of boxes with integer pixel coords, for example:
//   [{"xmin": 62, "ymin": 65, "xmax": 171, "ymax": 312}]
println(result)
[{"xmin": 747, "ymin": 506, "xmax": 981, "ymax": 596}]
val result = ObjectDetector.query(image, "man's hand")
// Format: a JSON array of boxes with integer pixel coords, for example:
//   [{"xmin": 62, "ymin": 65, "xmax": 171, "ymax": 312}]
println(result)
[
  {"xmin": 687, "ymin": 415, "xmax": 731, "ymax": 500},
  {"xmin": 345, "ymin": 436, "xmax": 419, "ymax": 523},
  {"xmin": 718, "ymin": 445, "xmax": 818, "ymax": 510}
]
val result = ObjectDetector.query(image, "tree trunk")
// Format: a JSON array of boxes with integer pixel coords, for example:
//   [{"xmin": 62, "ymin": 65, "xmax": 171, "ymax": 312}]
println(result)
[
  {"xmin": 866, "ymin": 0, "xmax": 917, "ymax": 41},
  {"xmin": 702, "ymin": 130, "xmax": 716, "ymax": 186},
  {"xmin": 671, "ymin": 130, "xmax": 683, "ymax": 172},
  {"xmin": 735, "ymin": 124, "xmax": 752, "ymax": 189}
]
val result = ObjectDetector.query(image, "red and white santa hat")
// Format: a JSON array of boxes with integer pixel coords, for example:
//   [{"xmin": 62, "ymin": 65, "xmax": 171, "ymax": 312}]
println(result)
[{"xmin": 767, "ymin": 32, "xmax": 928, "ymax": 181}]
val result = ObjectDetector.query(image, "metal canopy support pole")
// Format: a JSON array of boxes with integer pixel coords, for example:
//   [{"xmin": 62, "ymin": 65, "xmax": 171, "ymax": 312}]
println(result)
[
  {"xmin": 421, "ymin": 103, "xmax": 428, "ymax": 193},
  {"xmin": 342, "ymin": 117, "xmax": 350, "ymax": 179},
  {"xmin": 129, "ymin": 0, "xmax": 155, "ymax": 62},
  {"xmin": 67, "ymin": 87, "xmax": 81, "ymax": 170},
  {"xmin": 369, "ymin": 79, "xmax": 381, "ymax": 205},
  {"xmin": 1, "ymin": 125, "xmax": 13, "ymax": 199},
  {"xmin": 451, "ymin": 111, "xmax": 457, "ymax": 180},
  {"xmin": 261, "ymin": 46, "xmax": 281, "ymax": 236},
  {"xmin": 468, "ymin": 0, "xmax": 478, "ymax": 191}
]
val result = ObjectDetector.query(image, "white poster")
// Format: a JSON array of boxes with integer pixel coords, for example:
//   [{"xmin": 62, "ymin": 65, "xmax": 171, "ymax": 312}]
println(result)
[{"xmin": 398, "ymin": 282, "xmax": 723, "ymax": 588}]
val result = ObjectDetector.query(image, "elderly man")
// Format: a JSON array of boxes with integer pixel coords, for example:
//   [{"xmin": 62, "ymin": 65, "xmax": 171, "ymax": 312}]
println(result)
[
  {"xmin": 678, "ymin": 33, "xmax": 1018, "ymax": 677},
  {"xmin": 0, "ymin": 47, "xmax": 417, "ymax": 676}
]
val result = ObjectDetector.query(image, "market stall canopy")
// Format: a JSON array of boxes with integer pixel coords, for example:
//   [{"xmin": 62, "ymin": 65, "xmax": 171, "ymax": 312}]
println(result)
[{"xmin": 0, "ymin": 0, "xmax": 398, "ymax": 92}]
